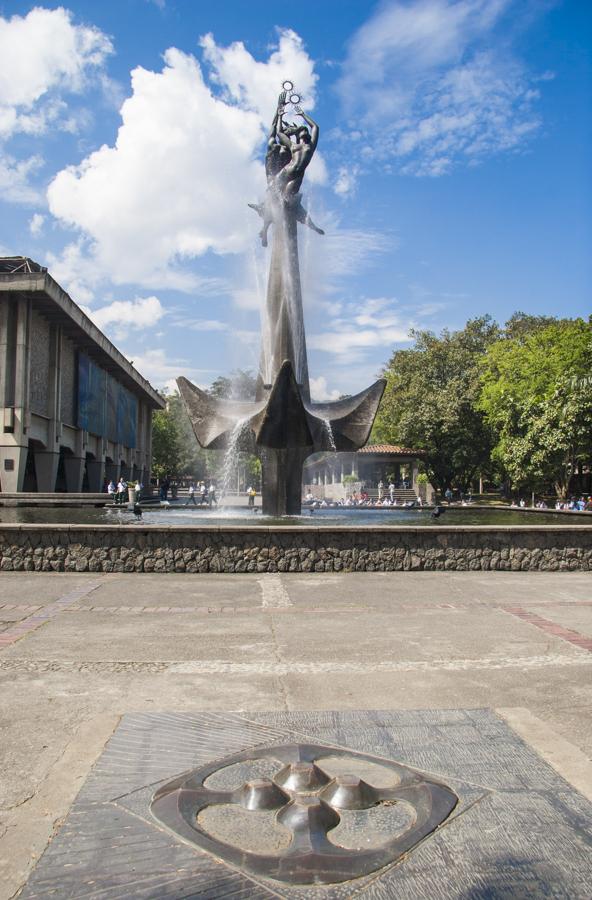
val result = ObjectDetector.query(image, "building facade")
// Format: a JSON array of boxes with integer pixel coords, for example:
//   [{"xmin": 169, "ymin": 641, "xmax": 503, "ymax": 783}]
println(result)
[
  {"xmin": 0, "ymin": 258, "xmax": 164, "ymax": 493},
  {"xmin": 303, "ymin": 444, "xmax": 430, "ymax": 501}
]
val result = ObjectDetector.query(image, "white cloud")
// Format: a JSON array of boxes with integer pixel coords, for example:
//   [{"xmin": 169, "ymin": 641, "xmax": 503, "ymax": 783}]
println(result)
[
  {"xmin": 170, "ymin": 315, "xmax": 228, "ymax": 332},
  {"xmin": 47, "ymin": 30, "xmax": 318, "ymax": 289},
  {"xmin": 0, "ymin": 154, "xmax": 44, "ymax": 204},
  {"xmin": 337, "ymin": 0, "xmax": 545, "ymax": 175},
  {"xmin": 309, "ymin": 376, "xmax": 341, "ymax": 402},
  {"xmin": 232, "ymin": 287, "xmax": 263, "ymax": 311},
  {"xmin": 29, "ymin": 213, "xmax": 45, "ymax": 236},
  {"xmin": 300, "ymin": 222, "xmax": 393, "ymax": 304},
  {"xmin": 0, "ymin": 6, "xmax": 112, "ymax": 139},
  {"xmin": 308, "ymin": 296, "xmax": 412, "ymax": 361},
  {"xmin": 44, "ymin": 237, "xmax": 230, "ymax": 305},
  {"xmin": 200, "ymin": 28, "xmax": 317, "ymax": 122},
  {"xmin": 334, "ymin": 165, "xmax": 360, "ymax": 197},
  {"xmin": 121, "ymin": 348, "xmax": 214, "ymax": 392},
  {"xmin": 45, "ymin": 239, "xmax": 101, "ymax": 305},
  {"xmin": 87, "ymin": 296, "xmax": 165, "ymax": 340}
]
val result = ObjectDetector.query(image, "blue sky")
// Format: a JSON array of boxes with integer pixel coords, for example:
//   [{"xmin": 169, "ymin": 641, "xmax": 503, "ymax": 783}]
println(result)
[{"xmin": 1, "ymin": 0, "xmax": 590, "ymax": 399}]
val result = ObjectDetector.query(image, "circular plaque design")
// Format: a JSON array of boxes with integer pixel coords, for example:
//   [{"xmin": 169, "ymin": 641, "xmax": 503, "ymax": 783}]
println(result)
[{"xmin": 151, "ymin": 742, "xmax": 458, "ymax": 885}]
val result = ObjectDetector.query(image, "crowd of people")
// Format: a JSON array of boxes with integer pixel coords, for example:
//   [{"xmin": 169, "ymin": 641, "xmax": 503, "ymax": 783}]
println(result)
[
  {"xmin": 106, "ymin": 478, "xmax": 142, "ymax": 505},
  {"xmin": 511, "ymin": 496, "xmax": 592, "ymax": 511},
  {"xmin": 303, "ymin": 491, "xmax": 422, "ymax": 510},
  {"xmin": 184, "ymin": 481, "xmax": 217, "ymax": 506}
]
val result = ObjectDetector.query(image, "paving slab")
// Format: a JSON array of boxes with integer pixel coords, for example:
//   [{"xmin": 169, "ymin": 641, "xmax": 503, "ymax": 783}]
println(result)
[
  {"xmin": 18, "ymin": 709, "xmax": 592, "ymax": 899},
  {"xmin": 531, "ymin": 604, "xmax": 592, "ymax": 637}
]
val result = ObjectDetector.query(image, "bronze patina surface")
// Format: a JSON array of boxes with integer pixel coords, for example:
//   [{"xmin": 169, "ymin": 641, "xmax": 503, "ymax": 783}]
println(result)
[{"xmin": 151, "ymin": 741, "xmax": 457, "ymax": 885}]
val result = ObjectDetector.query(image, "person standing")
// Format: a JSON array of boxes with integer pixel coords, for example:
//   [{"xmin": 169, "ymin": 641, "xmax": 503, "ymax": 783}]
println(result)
[
  {"xmin": 185, "ymin": 482, "xmax": 197, "ymax": 506},
  {"xmin": 208, "ymin": 482, "xmax": 217, "ymax": 506},
  {"xmin": 389, "ymin": 481, "xmax": 395, "ymax": 502},
  {"xmin": 378, "ymin": 480, "xmax": 384, "ymax": 500},
  {"xmin": 160, "ymin": 476, "xmax": 170, "ymax": 501},
  {"xmin": 116, "ymin": 478, "xmax": 126, "ymax": 506}
]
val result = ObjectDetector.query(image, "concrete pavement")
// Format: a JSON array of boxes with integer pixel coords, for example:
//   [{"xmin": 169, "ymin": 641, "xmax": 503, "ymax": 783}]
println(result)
[{"xmin": 0, "ymin": 571, "xmax": 590, "ymax": 898}]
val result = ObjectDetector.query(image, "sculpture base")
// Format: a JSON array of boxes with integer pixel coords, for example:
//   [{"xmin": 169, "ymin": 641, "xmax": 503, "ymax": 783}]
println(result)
[{"xmin": 261, "ymin": 447, "xmax": 308, "ymax": 516}]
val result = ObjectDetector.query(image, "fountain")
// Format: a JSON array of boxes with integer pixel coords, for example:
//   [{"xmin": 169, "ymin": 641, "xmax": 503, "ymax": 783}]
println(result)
[{"xmin": 177, "ymin": 83, "xmax": 385, "ymax": 516}]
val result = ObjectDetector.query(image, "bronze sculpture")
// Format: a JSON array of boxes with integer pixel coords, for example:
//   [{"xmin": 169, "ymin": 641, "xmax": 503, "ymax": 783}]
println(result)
[{"xmin": 178, "ymin": 83, "xmax": 385, "ymax": 515}]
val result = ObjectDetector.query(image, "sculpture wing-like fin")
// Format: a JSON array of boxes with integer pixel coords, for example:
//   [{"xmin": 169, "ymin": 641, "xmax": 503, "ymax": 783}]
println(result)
[
  {"xmin": 254, "ymin": 360, "xmax": 314, "ymax": 450},
  {"xmin": 307, "ymin": 379, "xmax": 386, "ymax": 451},
  {"xmin": 176, "ymin": 376, "xmax": 264, "ymax": 450}
]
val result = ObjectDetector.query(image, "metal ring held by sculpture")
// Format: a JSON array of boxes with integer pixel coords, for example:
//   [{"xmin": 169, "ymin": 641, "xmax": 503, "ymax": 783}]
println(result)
[
  {"xmin": 290, "ymin": 93, "xmax": 301, "ymax": 104},
  {"xmin": 282, "ymin": 80, "xmax": 293, "ymax": 91}
]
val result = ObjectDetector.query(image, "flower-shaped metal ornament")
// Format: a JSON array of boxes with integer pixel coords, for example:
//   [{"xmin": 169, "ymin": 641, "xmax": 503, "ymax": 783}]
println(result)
[{"xmin": 151, "ymin": 742, "xmax": 458, "ymax": 885}]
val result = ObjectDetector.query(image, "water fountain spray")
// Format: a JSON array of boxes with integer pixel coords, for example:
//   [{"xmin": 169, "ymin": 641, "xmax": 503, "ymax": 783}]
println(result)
[{"xmin": 177, "ymin": 83, "xmax": 386, "ymax": 515}]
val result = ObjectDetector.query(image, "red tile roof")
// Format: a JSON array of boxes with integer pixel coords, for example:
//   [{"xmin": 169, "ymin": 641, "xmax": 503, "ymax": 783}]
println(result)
[{"xmin": 358, "ymin": 444, "xmax": 424, "ymax": 455}]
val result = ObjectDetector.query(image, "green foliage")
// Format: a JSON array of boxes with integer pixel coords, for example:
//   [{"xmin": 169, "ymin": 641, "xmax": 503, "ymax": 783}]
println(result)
[
  {"xmin": 503, "ymin": 311, "xmax": 562, "ymax": 340},
  {"xmin": 343, "ymin": 474, "xmax": 358, "ymax": 484},
  {"xmin": 416, "ymin": 473, "xmax": 429, "ymax": 485},
  {"xmin": 151, "ymin": 404, "xmax": 183, "ymax": 479},
  {"xmin": 151, "ymin": 369, "xmax": 262, "ymax": 487},
  {"xmin": 373, "ymin": 316, "xmax": 498, "ymax": 493},
  {"xmin": 479, "ymin": 318, "xmax": 592, "ymax": 496},
  {"xmin": 208, "ymin": 369, "xmax": 257, "ymax": 400}
]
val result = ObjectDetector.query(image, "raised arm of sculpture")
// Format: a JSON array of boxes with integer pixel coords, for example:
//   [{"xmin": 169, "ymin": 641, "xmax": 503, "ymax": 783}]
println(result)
[
  {"xmin": 267, "ymin": 92, "xmax": 287, "ymax": 145},
  {"xmin": 294, "ymin": 107, "xmax": 319, "ymax": 151},
  {"xmin": 263, "ymin": 91, "xmax": 293, "ymax": 183}
]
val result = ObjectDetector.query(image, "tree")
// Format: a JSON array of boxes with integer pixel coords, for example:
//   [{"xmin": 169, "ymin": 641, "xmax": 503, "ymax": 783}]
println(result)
[
  {"xmin": 151, "ymin": 370, "xmax": 262, "ymax": 489},
  {"xmin": 207, "ymin": 369, "xmax": 261, "ymax": 490},
  {"xmin": 503, "ymin": 311, "xmax": 560, "ymax": 340},
  {"xmin": 208, "ymin": 369, "xmax": 257, "ymax": 400},
  {"xmin": 373, "ymin": 317, "xmax": 498, "ymax": 493},
  {"xmin": 479, "ymin": 318, "xmax": 592, "ymax": 496},
  {"xmin": 151, "ymin": 403, "xmax": 183, "ymax": 479}
]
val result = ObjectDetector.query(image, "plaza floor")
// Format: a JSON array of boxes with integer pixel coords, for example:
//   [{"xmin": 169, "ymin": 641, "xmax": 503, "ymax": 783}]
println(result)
[{"xmin": 0, "ymin": 571, "xmax": 591, "ymax": 898}]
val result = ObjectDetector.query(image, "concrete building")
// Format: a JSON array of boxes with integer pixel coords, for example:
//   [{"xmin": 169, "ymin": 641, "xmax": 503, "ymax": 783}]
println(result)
[
  {"xmin": 303, "ymin": 444, "xmax": 429, "ymax": 501},
  {"xmin": 0, "ymin": 257, "xmax": 164, "ymax": 493}
]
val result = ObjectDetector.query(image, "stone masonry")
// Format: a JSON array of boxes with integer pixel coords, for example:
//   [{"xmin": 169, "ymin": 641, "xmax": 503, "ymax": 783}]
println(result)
[{"xmin": 0, "ymin": 525, "xmax": 590, "ymax": 573}]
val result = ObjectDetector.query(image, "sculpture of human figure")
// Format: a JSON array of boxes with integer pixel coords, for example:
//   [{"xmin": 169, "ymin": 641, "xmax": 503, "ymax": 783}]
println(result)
[
  {"xmin": 249, "ymin": 93, "xmax": 324, "ymax": 246},
  {"xmin": 274, "ymin": 106, "xmax": 319, "ymax": 199}
]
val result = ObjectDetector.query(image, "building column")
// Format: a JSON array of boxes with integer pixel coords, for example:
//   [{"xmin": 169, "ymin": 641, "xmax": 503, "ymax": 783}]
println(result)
[
  {"xmin": 13, "ymin": 297, "xmax": 30, "ymax": 421},
  {"xmin": 0, "ymin": 446, "xmax": 28, "ymax": 492},
  {"xmin": 411, "ymin": 461, "xmax": 419, "ymax": 493},
  {"xmin": 64, "ymin": 456, "xmax": 85, "ymax": 493},
  {"xmin": 34, "ymin": 450, "xmax": 59, "ymax": 492},
  {"xmin": 46, "ymin": 325, "xmax": 61, "ymax": 458},
  {"xmin": 86, "ymin": 459, "xmax": 105, "ymax": 492},
  {"xmin": 105, "ymin": 460, "xmax": 120, "ymax": 483}
]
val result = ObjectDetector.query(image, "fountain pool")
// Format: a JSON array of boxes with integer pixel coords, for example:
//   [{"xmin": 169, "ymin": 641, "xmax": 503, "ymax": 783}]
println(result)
[{"xmin": 0, "ymin": 504, "xmax": 586, "ymax": 527}]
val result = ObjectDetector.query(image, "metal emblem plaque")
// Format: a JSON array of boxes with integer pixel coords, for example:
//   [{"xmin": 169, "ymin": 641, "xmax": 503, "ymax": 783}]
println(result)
[{"xmin": 151, "ymin": 742, "xmax": 458, "ymax": 885}]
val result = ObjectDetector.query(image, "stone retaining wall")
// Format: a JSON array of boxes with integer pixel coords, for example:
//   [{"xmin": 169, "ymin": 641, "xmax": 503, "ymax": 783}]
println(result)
[{"xmin": 0, "ymin": 525, "xmax": 591, "ymax": 572}]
